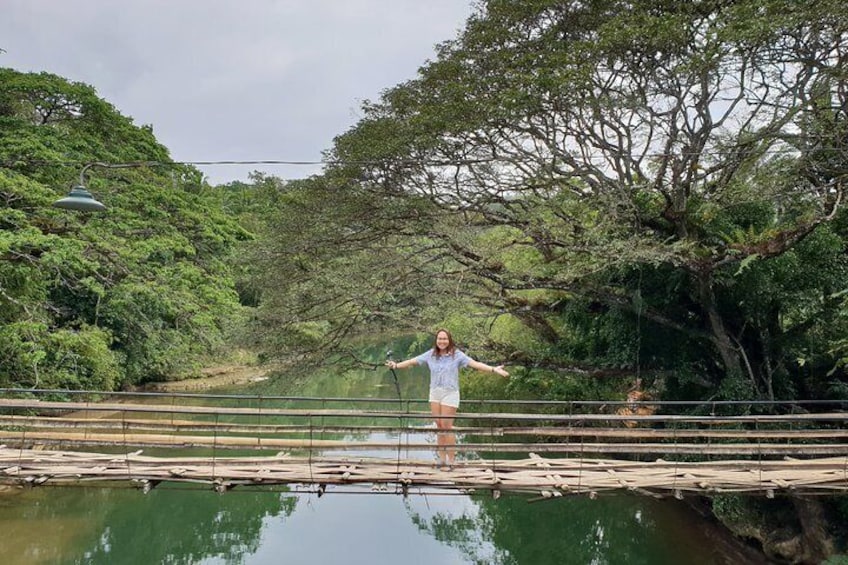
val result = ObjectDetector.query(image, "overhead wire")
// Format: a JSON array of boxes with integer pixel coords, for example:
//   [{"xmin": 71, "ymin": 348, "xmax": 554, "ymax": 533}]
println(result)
[{"xmin": 0, "ymin": 143, "xmax": 843, "ymax": 174}]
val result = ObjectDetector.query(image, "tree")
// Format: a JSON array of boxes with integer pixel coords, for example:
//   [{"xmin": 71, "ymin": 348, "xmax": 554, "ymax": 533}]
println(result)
[
  {"xmin": 0, "ymin": 69, "xmax": 250, "ymax": 388},
  {"xmin": 252, "ymin": 0, "xmax": 848, "ymax": 399}
]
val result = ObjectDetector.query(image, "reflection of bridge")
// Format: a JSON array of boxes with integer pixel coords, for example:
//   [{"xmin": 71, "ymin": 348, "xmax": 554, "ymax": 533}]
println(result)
[{"xmin": 1, "ymin": 390, "xmax": 846, "ymax": 498}]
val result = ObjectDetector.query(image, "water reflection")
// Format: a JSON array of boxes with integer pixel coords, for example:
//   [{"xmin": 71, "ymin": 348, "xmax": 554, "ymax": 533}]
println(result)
[
  {"xmin": 406, "ymin": 493, "xmax": 729, "ymax": 565},
  {"xmin": 0, "ymin": 485, "xmax": 294, "ymax": 565}
]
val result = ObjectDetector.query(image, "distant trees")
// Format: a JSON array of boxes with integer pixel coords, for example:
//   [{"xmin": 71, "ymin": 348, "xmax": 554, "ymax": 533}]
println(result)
[
  {"xmin": 249, "ymin": 0, "xmax": 848, "ymax": 400},
  {"xmin": 0, "ymin": 69, "xmax": 250, "ymax": 388}
]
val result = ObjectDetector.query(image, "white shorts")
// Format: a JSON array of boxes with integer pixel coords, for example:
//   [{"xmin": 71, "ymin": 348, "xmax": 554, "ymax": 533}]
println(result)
[{"xmin": 429, "ymin": 387, "xmax": 460, "ymax": 408}]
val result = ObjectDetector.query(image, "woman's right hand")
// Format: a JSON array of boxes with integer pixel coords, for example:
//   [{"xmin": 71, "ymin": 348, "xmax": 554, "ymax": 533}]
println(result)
[{"xmin": 385, "ymin": 361, "xmax": 397, "ymax": 369}]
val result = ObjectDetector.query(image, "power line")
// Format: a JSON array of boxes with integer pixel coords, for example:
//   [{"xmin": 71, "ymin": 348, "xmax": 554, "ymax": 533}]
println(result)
[{"xmin": 1, "ymin": 145, "xmax": 842, "ymax": 173}]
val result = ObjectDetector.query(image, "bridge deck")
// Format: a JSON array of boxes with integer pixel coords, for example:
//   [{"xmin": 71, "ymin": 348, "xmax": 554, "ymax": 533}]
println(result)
[{"xmin": 2, "ymin": 448, "xmax": 846, "ymax": 498}]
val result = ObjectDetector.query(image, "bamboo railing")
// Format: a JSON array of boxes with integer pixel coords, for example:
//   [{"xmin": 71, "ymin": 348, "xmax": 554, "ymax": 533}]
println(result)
[{"xmin": 0, "ymin": 389, "xmax": 846, "ymax": 497}]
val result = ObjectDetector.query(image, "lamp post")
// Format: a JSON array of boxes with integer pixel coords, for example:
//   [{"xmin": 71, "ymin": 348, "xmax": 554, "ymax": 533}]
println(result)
[{"xmin": 52, "ymin": 162, "xmax": 145, "ymax": 212}]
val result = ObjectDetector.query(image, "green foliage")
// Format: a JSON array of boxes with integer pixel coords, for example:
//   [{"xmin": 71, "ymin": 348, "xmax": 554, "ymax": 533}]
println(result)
[
  {"xmin": 0, "ymin": 69, "xmax": 249, "ymax": 389},
  {"xmin": 0, "ymin": 321, "xmax": 118, "ymax": 389},
  {"xmin": 711, "ymin": 495, "xmax": 767, "ymax": 529}
]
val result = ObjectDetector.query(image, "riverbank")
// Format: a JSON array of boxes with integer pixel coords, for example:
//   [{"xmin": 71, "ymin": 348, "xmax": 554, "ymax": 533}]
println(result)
[{"xmin": 143, "ymin": 364, "xmax": 274, "ymax": 392}]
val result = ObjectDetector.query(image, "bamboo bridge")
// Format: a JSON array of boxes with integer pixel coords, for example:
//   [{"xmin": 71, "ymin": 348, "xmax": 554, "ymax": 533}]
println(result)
[{"xmin": 1, "ymin": 389, "xmax": 847, "ymax": 500}]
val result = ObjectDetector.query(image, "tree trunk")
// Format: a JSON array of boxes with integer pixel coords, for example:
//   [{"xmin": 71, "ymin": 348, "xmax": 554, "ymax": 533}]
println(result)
[
  {"xmin": 790, "ymin": 497, "xmax": 835, "ymax": 564},
  {"xmin": 696, "ymin": 272, "xmax": 748, "ymax": 386}
]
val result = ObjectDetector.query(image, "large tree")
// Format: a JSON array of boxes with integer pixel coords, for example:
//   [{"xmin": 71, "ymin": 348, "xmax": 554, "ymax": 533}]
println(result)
[
  {"xmin": 0, "ymin": 70, "xmax": 250, "ymax": 388},
  {"xmin": 252, "ymin": 0, "xmax": 848, "ymax": 399}
]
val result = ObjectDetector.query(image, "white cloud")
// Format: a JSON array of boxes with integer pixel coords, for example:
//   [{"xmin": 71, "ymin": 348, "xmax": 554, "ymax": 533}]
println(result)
[{"xmin": 1, "ymin": 0, "xmax": 474, "ymax": 184}]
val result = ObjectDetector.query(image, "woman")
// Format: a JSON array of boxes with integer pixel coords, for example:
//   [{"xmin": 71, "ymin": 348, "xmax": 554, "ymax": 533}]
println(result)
[{"xmin": 385, "ymin": 329, "xmax": 509, "ymax": 469}]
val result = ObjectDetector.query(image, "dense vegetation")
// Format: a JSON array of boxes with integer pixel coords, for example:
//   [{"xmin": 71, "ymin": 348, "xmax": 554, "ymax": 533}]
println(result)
[{"xmin": 0, "ymin": 69, "xmax": 250, "ymax": 389}]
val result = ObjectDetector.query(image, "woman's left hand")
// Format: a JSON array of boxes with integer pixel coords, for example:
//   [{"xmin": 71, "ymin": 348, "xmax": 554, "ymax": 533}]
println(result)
[{"xmin": 493, "ymin": 365, "xmax": 509, "ymax": 377}]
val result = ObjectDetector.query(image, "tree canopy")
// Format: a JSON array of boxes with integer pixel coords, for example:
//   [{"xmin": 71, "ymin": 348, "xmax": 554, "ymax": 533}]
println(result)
[
  {"xmin": 0, "ymin": 69, "xmax": 250, "ymax": 389},
  {"xmin": 247, "ymin": 0, "xmax": 848, "ymax": 401}
]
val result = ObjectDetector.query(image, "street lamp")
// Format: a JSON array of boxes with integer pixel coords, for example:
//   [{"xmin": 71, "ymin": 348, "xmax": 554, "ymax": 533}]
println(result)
[{"xmin": 52, "ymin": 162, "xmax": 145, "ymax": 212}]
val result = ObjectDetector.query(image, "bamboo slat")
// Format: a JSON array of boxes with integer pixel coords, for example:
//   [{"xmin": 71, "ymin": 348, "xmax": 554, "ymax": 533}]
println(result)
[
  {"xmin": 2, "ymin": 429, "xmax": 846, "ymax": 456},
  {"xmin": 3, "ymin": 415, "xmax": 847, "ymax": 441},
  {"xmin": 2, "ymin": 398, "xmax": 846, "ymax": 423},
  {"xmin": 2, "ymin": 447, "xmax": 846, "ymax": 495}
]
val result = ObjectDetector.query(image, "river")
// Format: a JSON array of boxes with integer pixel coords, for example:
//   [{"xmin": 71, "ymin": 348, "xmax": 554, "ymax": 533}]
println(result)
[{"xmin": 0, "ymin": 349, "xmax": 770, "ymax": 564}]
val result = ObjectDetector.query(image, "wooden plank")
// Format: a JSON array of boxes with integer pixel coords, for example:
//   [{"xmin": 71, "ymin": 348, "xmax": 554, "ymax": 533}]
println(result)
[
  {"xmin": 2, "ymin": 398, "xmax": 846, "ymax": 424},
  {"xmin": 3, "ymin": 429, "xmax": 847, "ymax": 456},
  {"xmin": 5, "ymin": 415, "xmax": 848, "ymax": 442}
]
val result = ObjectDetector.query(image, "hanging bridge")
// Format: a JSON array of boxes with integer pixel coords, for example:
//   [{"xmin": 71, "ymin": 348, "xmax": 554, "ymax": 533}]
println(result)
[{"xmin": 1, "ymin": 388, "xmax": 847, "ymax": 499}]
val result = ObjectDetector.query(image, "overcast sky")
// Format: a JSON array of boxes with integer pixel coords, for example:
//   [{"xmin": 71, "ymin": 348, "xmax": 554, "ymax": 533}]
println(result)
[{"xmin": 1, "ymin": 1, "xmax": 475, "ymax": 185}]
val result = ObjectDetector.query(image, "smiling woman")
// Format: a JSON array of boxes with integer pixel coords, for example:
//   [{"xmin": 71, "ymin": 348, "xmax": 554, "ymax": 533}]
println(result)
[{"xmin": 386, "ymin": 329, "xmax": 508, "ymax": 468}]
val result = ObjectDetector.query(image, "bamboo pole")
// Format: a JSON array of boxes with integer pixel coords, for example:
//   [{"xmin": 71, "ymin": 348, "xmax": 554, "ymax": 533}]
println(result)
[
  {"xmin": 2, "ymin": 398, "xmax": 846, "ymax": 424},
  {"xmin": 3, "ymin": 414, "xmax": 846, "ymax": 440}
]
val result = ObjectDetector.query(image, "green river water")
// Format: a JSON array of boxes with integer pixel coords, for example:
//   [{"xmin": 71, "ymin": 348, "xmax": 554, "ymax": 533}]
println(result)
[{"xmin": 0, "ymin": 352, "xmax": 771, "ymax": 565}]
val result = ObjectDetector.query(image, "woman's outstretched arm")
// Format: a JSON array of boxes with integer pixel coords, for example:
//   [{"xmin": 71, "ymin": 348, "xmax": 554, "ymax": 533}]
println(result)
[
  {"xmin": 385, "ymin": 358, "xmax": 417, "ymax": 370},
  {"xmin": 467, "ymin": 359, "xmax": 509, "ymax": 377}
]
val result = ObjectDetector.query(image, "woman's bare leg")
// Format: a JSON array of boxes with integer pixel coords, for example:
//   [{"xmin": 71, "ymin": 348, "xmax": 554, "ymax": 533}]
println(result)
[
  {"xmin": 440, "ymin": 405, "xmax": 457, "ymax": 464},
  {"xmin": 430, "ymin": 401, "xmax": 446, "ymax": 464}
]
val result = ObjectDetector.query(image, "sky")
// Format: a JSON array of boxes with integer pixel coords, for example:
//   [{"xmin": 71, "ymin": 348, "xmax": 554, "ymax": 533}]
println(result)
[{"xmin": 1, "ymin": 1, "xmax": 476, "ymax": 185}]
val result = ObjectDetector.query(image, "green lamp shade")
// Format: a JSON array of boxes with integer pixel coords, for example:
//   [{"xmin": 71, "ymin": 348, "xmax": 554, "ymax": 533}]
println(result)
[{"xmin": 53, "ymin": 186, "xmax": 107, "ymax": 211}]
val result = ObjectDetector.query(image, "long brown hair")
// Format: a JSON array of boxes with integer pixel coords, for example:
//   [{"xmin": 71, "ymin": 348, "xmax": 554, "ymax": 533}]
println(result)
[{"xmin": 431, "ymin": 328, "xmax": 457, "ymax": 357}]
